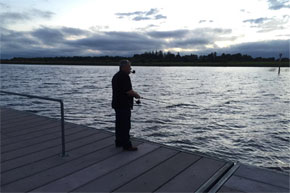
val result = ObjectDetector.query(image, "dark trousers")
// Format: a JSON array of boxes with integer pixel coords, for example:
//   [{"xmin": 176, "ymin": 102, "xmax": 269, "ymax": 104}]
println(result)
[{"xmin": 114, "ymin": 108, "xmax": 132, "ymax": 148}]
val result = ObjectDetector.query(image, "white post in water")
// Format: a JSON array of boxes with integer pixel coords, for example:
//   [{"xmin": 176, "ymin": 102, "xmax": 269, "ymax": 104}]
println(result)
[{"xmin": 278, "ymin": 53, "xmax": 282, "ymax": 75}]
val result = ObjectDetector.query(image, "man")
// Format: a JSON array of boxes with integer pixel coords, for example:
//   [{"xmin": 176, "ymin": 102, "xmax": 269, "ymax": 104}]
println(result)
[{"xmin": 112, "ymin": 60, "xmax": 140, "ymax": 151}]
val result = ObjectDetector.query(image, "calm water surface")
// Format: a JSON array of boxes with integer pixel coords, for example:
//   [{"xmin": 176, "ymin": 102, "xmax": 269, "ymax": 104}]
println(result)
[{"xmin": 1, "ymin": 64, "xmax": 289, "ymax": 172}]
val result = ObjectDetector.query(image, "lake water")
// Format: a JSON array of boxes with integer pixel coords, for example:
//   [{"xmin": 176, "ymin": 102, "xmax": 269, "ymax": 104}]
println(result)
[{"xmin": 1, "ymin": 64, "xmax": 289, "ymax": 172}]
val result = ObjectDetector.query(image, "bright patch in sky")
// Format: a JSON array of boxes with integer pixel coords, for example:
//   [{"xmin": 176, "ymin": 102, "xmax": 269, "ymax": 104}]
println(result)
[{"xmin": 1, "ymin": 0, "xmax": 289, "ymax": 58}]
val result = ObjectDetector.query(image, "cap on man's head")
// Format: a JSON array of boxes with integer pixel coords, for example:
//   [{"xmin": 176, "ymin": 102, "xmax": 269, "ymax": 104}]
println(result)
[{"xmin": 119, "ymin": 60, "xmax": 131, "ymax": 69}]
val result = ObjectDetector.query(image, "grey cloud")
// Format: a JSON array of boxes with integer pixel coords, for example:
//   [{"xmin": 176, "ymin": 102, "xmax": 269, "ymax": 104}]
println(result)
[
  {"xmin": 31, "ymin": 27, "xmax": 65, "ymax": 45},
  {"xmin": 147, "ymin": 30, "xmax": 190, "ymax": 38},
  {"xmin": 0, "ymin": 12, "xmax": 31, "ymax": 24},
  {"xmin": 0, "ymin": 9, "xmax": 54, "ymax": 25},
  {"xmin": 147, "ymin": 28, "xmax": 232, "ymax": 40},
  {"xmin": 155, "ymin": 14, "xmax": 167, "ymax": 20},
  {"xmin": 217, "ymin": 39, "xmax": 289, "ymax": 58},
  {"xmin": 115, "ymin": 8, "xmax": 166, "ymax": 21},
  {"xmin": 199, "ymin": 20, "xmax": 213, "ymax": 23},
  {"xmin": 69, "ymin": 31, "xmax": 163, "ymax": 52},
  {"xmin": 0, "ymin": 2, "xmax": 10, "ymax": 9},
  {"xmin": 115, "ymin": 11, "xmax": 144, "ymax": 17},
  {"xmin": 146, "ymin": 8, "xmax": 159, "ymax": 16},
  {"xmin": 267, "ymin": 0, "xmax": 290, "ymax": 10},
  {"xmin": 243, "ymin": 17, "xmax": 270, "ymax": 24},
  {"xmin": 1, "ymin": 27, "xmax": 39, "ymax": 46},
  {"xmin": 61, "ymin": 27, "xmax": 89, "ymax": 36},
  {"xmin": 170, "ymin": 39, "xmax": 210, "ymax": 49},
  {"xmin": 146, "ymin": 29, "xmax": 218, "ymax": 49},
  {"xmin": 133, "ymin": 16, "xmax": 151, "ymax": 21},
  {"xmin": 243, "ymin": 16, "xmax": 289, "ymax": 32},
  {"xmin": 240, "ymin": 9, "xmax": 251, "ymax": 13},
  {"xmin": 1, "ymin": 26, "xmax": 287, "ymax": 59},
  {"xmin": 31, "ymin": 8, "xmax": 54, "ymax": 19}
]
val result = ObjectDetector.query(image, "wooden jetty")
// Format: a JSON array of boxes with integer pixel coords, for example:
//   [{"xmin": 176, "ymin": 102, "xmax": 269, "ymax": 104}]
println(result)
[{"xmin": 1, "ymin": 107, "xmax": 289, "ymax": 192}]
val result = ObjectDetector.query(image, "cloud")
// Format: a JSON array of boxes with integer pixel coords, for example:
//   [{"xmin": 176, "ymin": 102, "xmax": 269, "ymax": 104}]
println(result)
[
  {"xmin": 133, "ymin": 16, "xmax": 151, "ymax": 21},
  {"xmin": 0, "ymin": 9, "xmax": 54, "ymax": 25},
  {"xmin": 0, "ymin": 2, "xmax": 10, "ymax": 9},
  {"xmin": 146, "ymin": 8, "xmax": 159, "ymax": 16},
  {"xmin": 243, "ymin": 16, "xmax": 289, "ymax": 32},
  {"xmin": 1, "ymin": 26, "xmax": 288, "ymax": 59},
  {"xmin": 243, "ymin": 17, "xmax": 271, "ymax": 24},
  {"xmin": 199, "ymin": 20, "xmax": 214, "ymax": 24},
  {"xmin": 31, "ymin": 8, "xmax": 54, "ymax": 19},
  {"xmin": 0, "ymin": 12, "xmax": 30, "ymax": 25},
  {"xmin": 267, "ymin": 0, "xmax": 290, "ymax": 10},
  {"xmin": 147, "ymin": 30, "xmax": 190, "ymax": 39},
  {"xmin": 217, "ymin": 40, "xmax": 289, "ymax": 58},
  {"xmin": 147, "ymin": 28, "xmax": 231, "ymax": 39},
  {"xmin": 155, "ymin": 14, "xmax": 167, "ymax": 20},
  {"xmin": 116, "ymin": 8, "xmax": 166, "ymax": 21}
]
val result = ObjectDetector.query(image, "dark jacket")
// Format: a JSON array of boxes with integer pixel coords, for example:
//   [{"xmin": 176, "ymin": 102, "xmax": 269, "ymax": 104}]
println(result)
[{"xmin": 112, "ymin": 71, "xmax": 133, "ymax": 109}]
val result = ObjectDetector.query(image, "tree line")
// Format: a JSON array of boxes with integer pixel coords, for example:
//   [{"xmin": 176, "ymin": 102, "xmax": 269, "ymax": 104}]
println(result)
[{"xmin": 1, "ymin": 51, "xmax": 289, "ymax": 67}]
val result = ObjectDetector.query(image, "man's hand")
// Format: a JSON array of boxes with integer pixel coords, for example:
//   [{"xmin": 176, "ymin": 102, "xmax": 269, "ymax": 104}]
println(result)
[
  {"xmin": 134, "ymin": 92, "xmax": 141, "ymax": 99},
  {"xmin": 126, "ymin": 90, "xmax": 141, "ymax": 99}
]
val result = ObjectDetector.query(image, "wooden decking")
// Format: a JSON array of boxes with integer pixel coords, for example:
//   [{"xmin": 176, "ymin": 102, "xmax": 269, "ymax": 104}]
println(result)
[{"xmin": 1, "ymin": 107, "xmax": 289, "ymax": 192}]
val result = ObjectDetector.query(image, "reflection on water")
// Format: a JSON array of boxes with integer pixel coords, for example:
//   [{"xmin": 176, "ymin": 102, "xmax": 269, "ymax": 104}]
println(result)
[{"xmin": 1, "ymin": 64, "xmax": 290, "ymax": 172}]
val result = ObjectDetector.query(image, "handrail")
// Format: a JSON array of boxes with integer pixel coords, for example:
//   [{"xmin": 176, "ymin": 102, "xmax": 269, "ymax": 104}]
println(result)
[{"xmin": 0, "ymin": 90, "xmax": 67, "ymax": 157}]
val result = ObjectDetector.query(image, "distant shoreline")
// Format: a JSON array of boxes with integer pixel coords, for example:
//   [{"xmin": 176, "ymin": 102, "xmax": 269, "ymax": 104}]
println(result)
[
  {"xmin": 2, "ymin": 51, "xmax": 289, "ymax": 67},
  {"xmin": 1, "ymin": 61, "xmax": 289, "ymax": 67}
]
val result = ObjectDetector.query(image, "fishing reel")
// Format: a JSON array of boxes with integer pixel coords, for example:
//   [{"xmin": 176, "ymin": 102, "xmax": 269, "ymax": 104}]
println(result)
[{"xmin": 135, "ymin": 99, "xmax": 141, "ymax": 105}]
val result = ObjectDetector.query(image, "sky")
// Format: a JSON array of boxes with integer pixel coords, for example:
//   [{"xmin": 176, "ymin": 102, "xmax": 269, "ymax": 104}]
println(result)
[{"xmin": 0, "ymin": 0, "xmax": 290, "ymax": 59}]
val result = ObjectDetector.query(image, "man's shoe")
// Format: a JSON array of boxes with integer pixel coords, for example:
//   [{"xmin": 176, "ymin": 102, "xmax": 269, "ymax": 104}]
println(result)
[{"xmin": 123, "ymin": 146, "xmax": 138, "ymax": 151}]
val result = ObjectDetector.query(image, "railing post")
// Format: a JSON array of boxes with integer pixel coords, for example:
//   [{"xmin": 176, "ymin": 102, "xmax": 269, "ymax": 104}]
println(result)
[{"xmin": 0, "ymin": 90, "xmax": 67, "ymax": 157}]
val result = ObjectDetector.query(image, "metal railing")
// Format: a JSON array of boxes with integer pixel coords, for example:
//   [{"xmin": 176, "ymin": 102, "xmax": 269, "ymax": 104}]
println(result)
[{"xmin": 0, "ymin": 90, "xmax": 66, "ymax": 157}]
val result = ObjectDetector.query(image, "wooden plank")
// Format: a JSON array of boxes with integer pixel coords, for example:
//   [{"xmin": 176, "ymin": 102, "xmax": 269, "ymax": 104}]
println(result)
[
  {"xmin": 2, "ymin": 120, "xmax": 60, "ymax": 136},
  {"xmin": 29, "ymin": 143, "xmax": 159, "ymax": 192},
  {"xmin": 1, "ymin": 118, "xmax": 58, "ymax": 134},
  {"xmin": 219, "ymin": 175, "xmax": 289, "ymax": 193},
  {"xmin": 2, "ymin": 122, "xmax": 60, "ymax": 138},
  {"xmin": 114, "ymin": 152, "xmax": 200, "ymax": 193},
  {"xmin": 1, "ymin": 112, "xmax": 54, "ymax": 127},
  {"xmin": 155, "ymin": 157, "xmax": 227, "ymax": 192},
  {"xmin": 2, "ymin": 144, "xmax": 124, "ymax": 192},
  {"xmin": 2, "ymin": 136, "xmax": 115, "ymax": 185},
  {"xmin": 1, "ymin": 108, "xmax": 50, "ymax": 120},
  {"xmin": 1, "ymin": 109, "xmax": 35, "ymax": 120},
  {"xmin": 72, "ymin": 147, "xmax": 179, "ymax": 192},
  {"xmin": 1, "ymin": 111, "xmax": 54, "ymax": 124},
  {"xmin": 2, "ymin": 128, "xmax": 100, "ymax": 162},
  {"xmin": 1, "ymin": 132, "xmax": 112, "ymax": 172},
  {"xmin": 1, "ymin": 122, "xmax": 78, "ymax": 146},
  {"xmin": 234, "ymin": 164, "xmax": 290, "ymax": 189},
  {"xmin": 1, "ymin": 113, "xmax": 39, "ymax": 124},
  {"xmin": 2, "ymin": 125, "xmax": 86, "ymax": 153}
]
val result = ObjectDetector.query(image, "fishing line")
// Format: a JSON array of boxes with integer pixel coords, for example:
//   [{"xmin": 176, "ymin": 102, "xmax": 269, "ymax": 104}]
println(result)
[
  {"xmin": 141, "ymin": 97, "xmax": 170, "ymax": 104},
  {"xmin": 131, "ymin": 69, "xmax": 186, "ymax": 107}
]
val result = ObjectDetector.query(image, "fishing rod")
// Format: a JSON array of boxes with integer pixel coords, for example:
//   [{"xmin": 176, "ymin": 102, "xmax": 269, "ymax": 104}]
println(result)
[{"xmin": 135, "ymin": 97, "xmax": 172, "ymax": 105}]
